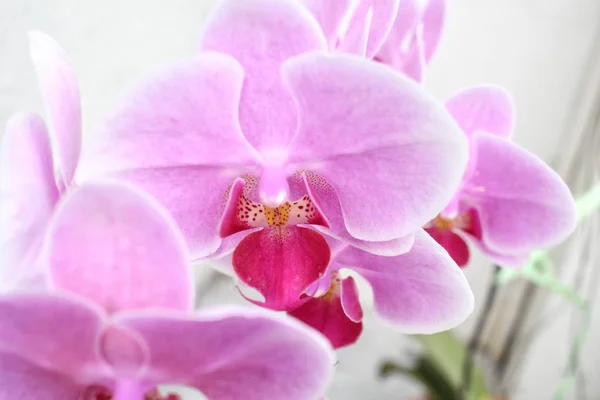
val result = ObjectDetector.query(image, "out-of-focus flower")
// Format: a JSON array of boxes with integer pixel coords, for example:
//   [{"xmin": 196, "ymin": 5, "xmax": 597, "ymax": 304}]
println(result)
[
  {"xmin": 0, "ymin": 181, "xmax": 335, "ymax": 400},
  {"xmin": 424, "ymin": 87, "xmax": 577, "ymax": 267},
  {"xmin": 289, "ymin": 230, "xmax": 474, "ymax": 348},
  {"xmin": 301, "ymin": 0, "xmax": 446, "ymax": 81},
  {"xmin": 0, "ymin": 32, "xmax": 81, "ymax": 289},
  {"xmin": 77, "ymin": 0, "xmax": 467, "ymax": 310}
]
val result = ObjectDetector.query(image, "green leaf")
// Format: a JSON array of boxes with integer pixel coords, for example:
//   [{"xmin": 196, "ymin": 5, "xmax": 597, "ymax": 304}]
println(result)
[{"xmin": 415, "ymin": 331, "xmax": 491, "ymax": 400}]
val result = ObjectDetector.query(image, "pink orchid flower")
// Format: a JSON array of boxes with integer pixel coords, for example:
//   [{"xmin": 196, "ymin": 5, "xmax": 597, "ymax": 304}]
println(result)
[
  {"xmin": 424, "ymin": 87, "xmax": 577, "ymax": 267},
  {"xmin": 288, "ymin": 229, "xmax": 474, "ymax": 348},
  {"xmin": 0, "ymin": 31, "xmax": 81, "ymax": 289},
  {"xmin": 0, "ymin": 181, "xmax": 334, "ymax": 400},
  {"xmin": 301, "ymin": 0, "xmax": 445, "ymax": 81},
  {"xmin": 77, "ymin": 0, "xmax": 468, "ymax": 311}
]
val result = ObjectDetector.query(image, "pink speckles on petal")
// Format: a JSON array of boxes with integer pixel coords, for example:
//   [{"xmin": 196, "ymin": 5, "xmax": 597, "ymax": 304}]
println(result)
[
  {"xmin": 220, "ymin": 178, "xmax": 267, "ymax": 237},
  {"xmin": 220, "ymin": 176, "xmax": 329, "ymax": 238},
  {"xmin": 232, "ymin": 226, "xmax": 330, "ymax": 311}
]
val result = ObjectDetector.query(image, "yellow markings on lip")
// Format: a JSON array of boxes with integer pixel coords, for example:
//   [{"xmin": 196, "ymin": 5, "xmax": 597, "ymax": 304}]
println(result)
[
  {"xmin": 433, "ymin": 215, "xmax": 454, "ymax": 230},
  {"xmin": 322, "ymin": 273, "xmax": 342, "ymax": 301},
  {"xmin": 264, "ymin": 202, "xmax": 292, "ymax": 227}
]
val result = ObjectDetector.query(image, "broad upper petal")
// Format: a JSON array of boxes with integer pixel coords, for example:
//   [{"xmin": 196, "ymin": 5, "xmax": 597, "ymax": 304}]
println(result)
[
  {"xmin": 285, "ymin": 53, "xmax": 468, "ymax": 241},
  {"xmin": 199, "ymin": 0, "xmax": 326, "ymax": 152},
  {"xmin": 77, "ymin": 53, "xmax": 258, "ymax": 179}
]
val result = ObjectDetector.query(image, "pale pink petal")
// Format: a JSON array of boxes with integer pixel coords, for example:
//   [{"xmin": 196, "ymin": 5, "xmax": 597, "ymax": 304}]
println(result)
[
  {"xmin": 336, "ymin": 4, "xmax": 372, "ymax": 56},
  {"xmin": 425, "ymin": 227, "xmax": 470, "ymax": 267},
  {"xmin": 340, "ymin": 276, "xmax": 363, "ymax": 322},
  {"xmin": 301, "ymin": 0, "xmax": 354, "ymax": 48},
  {"xmin": 232, "ymin": 226, "xmax": 330, "ymax": 311},
  {"xmin": 28, "ymin": 31, "xmax": 81, "ymax": 186},
  {"xmin": 302, "ymin": 172, "xmax": 414, "ymax": 255},
  {"xmin": 120, "ymin": 167, "xmax": 237, "ymax": 259},
  {"xmin": 335, "ymin": 229, "xmax": 474, "ymax": 333},
  {"xmin": 342, "ymin": 0, "xmax": 401, "ymax": 57},
  {"xmin": 288, "ymin": 284, "xmax": 363, "ymax": 349},
  {"xmin": 99, "ymin": 324, "xmax": 148, "ymax": 376},
  {"xmin": 118, "ymin": 308, "xmax": 335, "ymax": 400},
  {"xmin": 466, "ymin": 236, "xmax": 530, "ymax": 268},
  {"xmin": 0, "ymin": 353, "xmax": 84, "ymax": 399},
  {"xmin": 445, "ymin": 86, "xmax": 515, "ymax": 138},
  {"xmin": 374, "ymin": 0, "xmax": 419, "ymax": 69},
  {"xmin": 0, "ymin": 292, "xmax": 104, "ymax": 376},
  {"xmin": 421, "ymin": 0, "xmax": 446, "ymax": 63},
  {"xmin": 199, "ymin": 0, "xmax": 326, "ymax": 151},
  {"xmin": 77, "ymin": 54, "xmax": 257, "ymax": 176},
  {"xmin": 0, "ymin": 113, "xmax": 58, "ymax": 289},
  {"xmin": 464, "ymin": 132, "xmax": 577, "ymax": 254},
  {"xmin": 45, "ymin": 181, "xmax": 193, "ymax": 313},
  {"xmin": 285, "ymin": 53, "xmax": 468, "ymax": 241}
]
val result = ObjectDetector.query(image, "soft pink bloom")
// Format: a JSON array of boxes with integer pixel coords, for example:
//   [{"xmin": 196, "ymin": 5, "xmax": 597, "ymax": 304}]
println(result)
[
  {"xmin": 77, "ymin": 0, "xmax": 468, "ymax": 311},
  {"xmin": 0, "ymin": 181, "xmax": 335, "ymax": 399},
  {"xmin": 289, "ymin": 230, "xmax": 474, "ymax": 348},
  {"xmin": 302, "ymin": 0, "xmax": 445, "ymax": 80},
  {"xmin": 424, "ymin": 87, "xmax": 577, "ymax": 267},
  {"xmin": 0, "ymin": 31, "xmax": 81, "ymax": 289}
]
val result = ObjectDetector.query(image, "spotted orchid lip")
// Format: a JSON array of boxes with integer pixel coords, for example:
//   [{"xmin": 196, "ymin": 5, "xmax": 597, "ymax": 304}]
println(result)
[{"xmin": 220, "ymin": 175, "xmax": 329, "ymax": 238}]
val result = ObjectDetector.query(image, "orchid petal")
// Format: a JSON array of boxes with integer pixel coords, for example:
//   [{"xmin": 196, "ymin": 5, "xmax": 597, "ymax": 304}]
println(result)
[
  {"xmin": 421, "ymin": 0, "xmax": 446, "ymax": 63},
  {"xmin": 118, "ymin": 308, "xmax": 335, "ymax": 400},
  {"xmin": 445, "ymin": 86, "xmax": 515, "ymax": 138},
  {"xmin": 342, "ymin": 0, "xmax": 401, "ymax": 58},
  {"xmin": 425, "ymin": 227, "xmax": 470, "ymax": 267},
  {"xmin": 285, "ymin": 53, "xmax": 468, "ymax": 241},
  {"xmin": 0, "ymin": 353, "xmax": 83, "ymax": 399},
  {"xmin": 301, "ymin": 0, "xmax": 354, "ymax": 49},
  {"xmin": 335, "ymin": 230, "xmax": 474, "ymax": 333},
  {"xmin": 232, "ymin": 226, "xmax": 330, "ymax": 311},
  {"xmin": 28, "ymin": 31, "xmax": 81, "ymax": 186},
  {"xmin": 199, "ymin": 0, "xmax": 326, "ymax": 151},
  {"xmin": 46, "ymin": 181, "xmax": 193, "ymax": 313},
  {"xmin": 301, "ymin": 172, "xmax": 414, "ymax": 255},
  {"xmin": 340, "ymin": 276, "xmax": 363, "ymax": 322},
  {"xmin": 374, "ymin": 0, "xmax": 419, "ymax": 68},
  {"xmin": 75, "ymin": 54, "xmax": 255, "ymax": 259},
  {"xmin": 466, "ymin": 236, "xmax": 530, "ymax": 268},
  {"xmin": 464, "ymin": 132, "xmax": 577, "ymax": 254},
  {"xmin": 77, "ymin": 54, "xmax": 257, "ymax": 176},
  {"xmin": 124, "ymin": 167, "xmax": 238, "ymax": 259},
  {"xmin": 0, "ymin": 292, "xmax": 104, "ymax": 376},
  {"xmin": 288, "ymin": 280, "xmax": 363, "ymax": 349},
  {"xmin": 0, "ymin": 113, "xmax": 58, "ymax": 289}
]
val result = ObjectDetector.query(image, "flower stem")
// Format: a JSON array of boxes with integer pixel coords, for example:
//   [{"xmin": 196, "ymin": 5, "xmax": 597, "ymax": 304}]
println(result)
[{"xmin": 459, "ymin": 265, "xmax": 501, "ymax": 400}]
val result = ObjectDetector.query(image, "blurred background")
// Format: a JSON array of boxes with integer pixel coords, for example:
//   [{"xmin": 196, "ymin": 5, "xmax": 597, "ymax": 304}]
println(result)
[{"xmin": 1, "ymin": 0, "xmax": 600, "ymax": 399}]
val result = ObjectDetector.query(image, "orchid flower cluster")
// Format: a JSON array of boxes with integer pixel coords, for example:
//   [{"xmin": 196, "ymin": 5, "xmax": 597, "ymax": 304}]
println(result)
[{"xmin": 0, "ymin": 0, "xmax": 576, "ymax": 398}]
